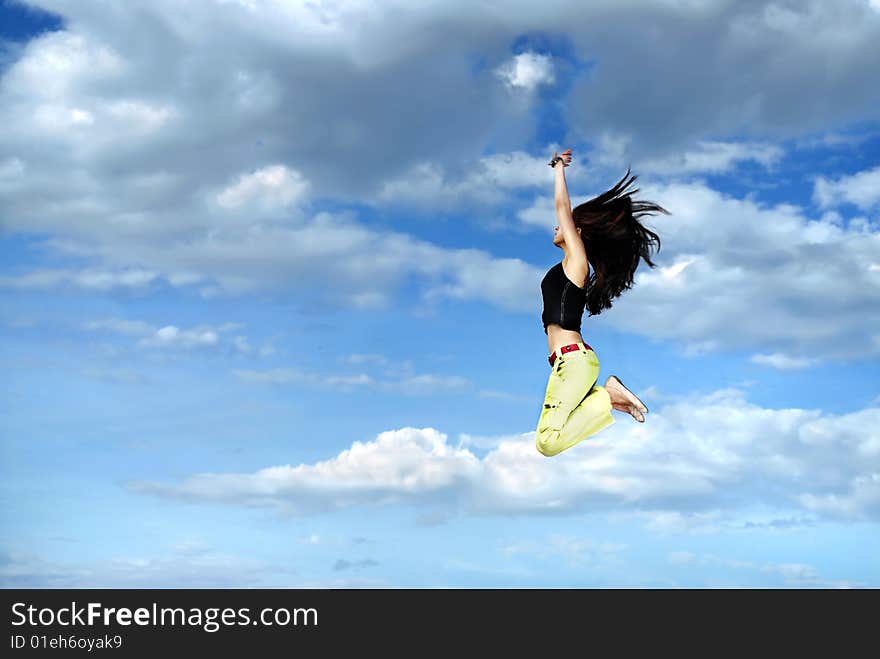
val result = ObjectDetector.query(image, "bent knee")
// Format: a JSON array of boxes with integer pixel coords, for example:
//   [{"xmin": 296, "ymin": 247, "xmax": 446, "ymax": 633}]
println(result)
[{"xmin": 535, "ymin": 430, "xmax": 561, "ymax": 457}]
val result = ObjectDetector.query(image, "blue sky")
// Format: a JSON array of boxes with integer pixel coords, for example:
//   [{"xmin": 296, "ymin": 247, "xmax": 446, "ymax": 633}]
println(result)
[{"xmin": 1, "ymin": 0, "xmax": 878, "ymax": 588}]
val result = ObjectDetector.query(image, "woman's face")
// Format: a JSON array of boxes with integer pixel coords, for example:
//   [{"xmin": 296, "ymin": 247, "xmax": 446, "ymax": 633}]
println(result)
[{"xmin": 553, "ymin": 225, "xmax": 582, "ymax": 247}]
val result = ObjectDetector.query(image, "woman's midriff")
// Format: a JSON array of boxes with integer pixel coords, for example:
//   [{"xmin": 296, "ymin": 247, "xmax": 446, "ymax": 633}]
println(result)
[{"xmin": 546, "ymin": 324, "xmax": 586, "ymax": 356}]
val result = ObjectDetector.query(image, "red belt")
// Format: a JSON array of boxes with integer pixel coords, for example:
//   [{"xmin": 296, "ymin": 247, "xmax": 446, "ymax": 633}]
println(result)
[{"xmin": 549, "ymin": 342, "xmax": 592, "ymax": 367}]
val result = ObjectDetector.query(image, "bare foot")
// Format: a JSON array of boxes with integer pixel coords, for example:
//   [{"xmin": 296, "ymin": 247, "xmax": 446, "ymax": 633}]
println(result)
[{"xmin": 605, "ymin": 375, "xmax": 647, "ymax": 423}]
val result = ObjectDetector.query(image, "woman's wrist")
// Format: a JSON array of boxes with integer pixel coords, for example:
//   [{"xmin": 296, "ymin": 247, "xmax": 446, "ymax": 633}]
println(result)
[{"xmin": 548, "ymin": 154, "xmax": 569, "ymax": 168}]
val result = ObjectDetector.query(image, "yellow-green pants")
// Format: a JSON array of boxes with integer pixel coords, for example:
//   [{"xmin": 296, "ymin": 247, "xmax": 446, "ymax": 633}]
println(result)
[{"xmin": 535, "ymin": 343, "xmax": 615, "ymax": 457}]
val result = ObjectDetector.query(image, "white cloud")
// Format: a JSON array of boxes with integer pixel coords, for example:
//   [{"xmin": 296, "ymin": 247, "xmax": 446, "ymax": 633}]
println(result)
[
  {"xmin": 129, "ymin": 427, "xmax": 484, "ymax": 513},
  {"xmin": 139, "ymin": 325, "xmax": 219, "ymax": 349},
  {"xmin": 1, "ymin": 0, "xmax": 877, "ymax": 361},
  {"xmin": 750, "ymin": 352, "xmax": 819, "ymax": 370},
  {"xmin": 83, "ymin": 317, "xmax": 257, "ymax": 354},
  {"xmin": 0, "ymin": 268, "xmax": 159, "ymax": 292},
  {"xmin": 813, "ymin": 165, "xmax": 880, "ymax": 210},
  {"xmin": 215, "ymin": 164, "xmax": 310, "ymax": 211},
  {"xmin": 799, "ymin": 473, "xmax": 880, "ymax": 518},
  {"xmin": 457, "ymin": 431, "xmax": 528, "ymax": 451},
  {"xmin": 374, "ymin": 150, "xmax": 553, "ymax": 212},
  {"xmin": 2, "ymin": 0, "xmax": 878, "ymax": 231},
  {"xmin": 494, "ymin": 51, "xmax": 556, "ymax": 92},
  {"xmin": 600, "ymin": 179, "xmax": 880, "ymax": 360},
  {"xmin": 516, "ymin": 195, "xmax": 557, "ymax": 229},
  {"xmin": 593, "ymin": 132, "xmax": 787, "ymax": 176},
  {"xmin": 105, "ymin": 99, "xmax": 177, "ymax": 131},
  {"xmin": 232, "ymin": 335, "xmax": 252, "ymax": 353},
  {"xmin": 376, "ymin": 162, "xmax": 880, "ymax": 360},
  {"xmin": 128, "ymin": 389, "xmax": 880, "ymax": 522},
  {"xmin": 375, "ymin": 162, "xmax": 447, "ymax": 207},
  {"xmin": 564, "ymin": 1, "xmax": 880, "ymax": 164},
  {"xmin": 19, "ymin": 209, "xmax": 544, "ymax": 311},
  {"xmin": 3, "ymin": 30, "xmax": 127, "ymax": 100},
  {"xmin": 636, "ymin": 140, "xmax": 784, "ymax": 175}
]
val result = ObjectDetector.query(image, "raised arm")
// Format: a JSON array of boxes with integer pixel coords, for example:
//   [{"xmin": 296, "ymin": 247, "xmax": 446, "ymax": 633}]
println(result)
[{"xmin": 552, "ymin": 150, "xmax": 586, "ymax": 263}]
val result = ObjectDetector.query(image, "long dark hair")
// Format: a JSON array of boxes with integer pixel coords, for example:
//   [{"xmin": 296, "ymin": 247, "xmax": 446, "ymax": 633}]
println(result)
[{"xmin": 573, "ymin": 167, "xmax": 668, "ymax": 316}]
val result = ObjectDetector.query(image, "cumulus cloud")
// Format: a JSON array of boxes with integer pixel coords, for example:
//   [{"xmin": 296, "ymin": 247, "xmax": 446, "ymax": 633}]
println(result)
[
  {"xmin": 3, "ymin": 0, "xmax": 878, "ymax": 216},
  {"xmin": 373, "ymin": 150, "xmax": 555, "ymax": 214},
  {"xmin": 129, "ymin": 427, "xmax": 484, "ymax": 513},
  {"xmin": 0, "ymin": 0, "xmax": 538, "ymax": 244},
  {"xmin": 127, "ymin": 389, "xmax": 880, "ymax": 523},
  {"xmin": 799, "ymin": 474, "xmax": 880, "ymax": 518},
  {"xmin": 214, "ymin": 164, "xmax": 310, "ymax": 211},
  {"xmin": 813, "ymin": 165, "xmax": 880, "ymax": 211},
  {"xmin": 494, "ymin": 51, "xmax": 555, "ymax": 92},
  {"xmin": 635, "ymin": 140, "xmax": 784, "ymax": 176},
  {"xmin": 598, "ymin": 179, "xmax": 880, "ymax": 360},
  {"xmin": 516, "ymin": 194, "xmax": 557, "ymax": 230},
  {"xmin": 565, "ymin": 0, "xmax": 880, "ymax": 164},
  {"xmin": 591, "ymin": 133, "xmax": 788, "ymax": 177},
  {"xmin": 379, "ymin": 162, "xmax": 879, "ymax": 361},
  {"xmin": 140, "ymin": 325, "xmax": 219, "ymax": 349},
  {"xmin": 1, "ymin": 0, "xmax": 878, "ymax": 361},
  {"xmin": 20, "ymin": 209, "xmax": 545, "ymax": 310}
]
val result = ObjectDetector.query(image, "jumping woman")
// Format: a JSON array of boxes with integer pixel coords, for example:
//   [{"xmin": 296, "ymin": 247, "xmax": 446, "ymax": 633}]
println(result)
[{"xmin": 535, "ymin": 148, "xmax": 668, "ymax": 457}]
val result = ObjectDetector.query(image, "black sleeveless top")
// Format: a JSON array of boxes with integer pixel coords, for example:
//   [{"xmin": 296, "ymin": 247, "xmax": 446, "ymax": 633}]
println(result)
[{"xmin": 541, "ymin": 261, "xmax": 588, "ymax": 334}]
